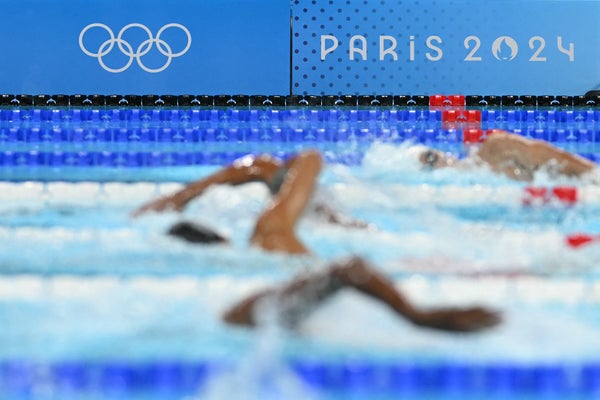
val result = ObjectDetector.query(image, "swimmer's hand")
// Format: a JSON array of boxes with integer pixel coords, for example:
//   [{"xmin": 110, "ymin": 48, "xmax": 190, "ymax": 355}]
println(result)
[{"xmin": 413, "ymin": 307, "xmax": 501, "ymax": 332}]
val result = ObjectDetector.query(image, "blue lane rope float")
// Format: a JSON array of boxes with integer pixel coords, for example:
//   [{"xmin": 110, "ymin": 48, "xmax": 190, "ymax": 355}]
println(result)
[
  {"xmin": 0, "ymin": 108, "xmax": 598, "ymax": 127},
  {"xmin": 0, "ymin": 125, "xmax": 597, "ymax": 145},
  {"xmin": 0, "ymin": 126, "xmax": 475, "ymax": 144},
  {"xmin": 1, "ymin": 360, "xmax": 600, "ymax": 396},
  {"xmin": 0, "ymin": 128, "xmax": 598, "ymax": 169}
]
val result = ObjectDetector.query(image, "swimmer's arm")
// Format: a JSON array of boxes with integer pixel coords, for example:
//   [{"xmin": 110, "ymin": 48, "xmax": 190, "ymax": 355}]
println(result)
[
  {"xmin": 334, "ymin": 258, "xmax": 501, "ymax": 332},
  {"xmin": 250, "ymin": 151, "xmax": 323, "ymax": 254},
  {"xmin": 411, "ymin": 307, "xmax": 502, "ymax": 332},
  {"xmin": 525, "ymin": 138, "xmax": 595, "ymax": 176},
  {"xmin": 478, "ymin": 132, "xmax": 594, "ymax": 180},
  {"xmin": 313, "ymin": 203, "xmax": 371, "ymax": 229},
  {"xmin": 167, "ymin": 155, "xmax": 282, "ymax": 204},
  {"xmin": 223, "ymin": 257, "xmax": 501, "ymax": 332},
  {"xmin": 132, "ymin": 155, "xmax": 283, "ymax": 216},
  {"xmin": 282, "ymin": 152, "xmax": 369, "ymax": 229}
]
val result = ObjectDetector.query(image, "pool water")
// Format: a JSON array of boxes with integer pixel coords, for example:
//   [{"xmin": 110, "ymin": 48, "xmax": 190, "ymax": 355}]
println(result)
[{"xmin": 2, "ymin": 108, "xmax": 600, "ymax": 399}]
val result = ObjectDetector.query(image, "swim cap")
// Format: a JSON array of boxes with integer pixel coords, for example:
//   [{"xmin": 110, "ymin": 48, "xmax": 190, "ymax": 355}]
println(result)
[
  {"xmin": 168, "ymin": 221, "xmax": 227, "ymax": 244},
  {"xmin": 266, "ymin": 167, "xmax": 288, "ymax": 195}
]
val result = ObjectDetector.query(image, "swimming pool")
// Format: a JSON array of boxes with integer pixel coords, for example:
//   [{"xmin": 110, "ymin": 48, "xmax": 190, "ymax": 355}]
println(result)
[{"xmin": 1, "ymin": 98, "xmax": 600, "ymax": 399}]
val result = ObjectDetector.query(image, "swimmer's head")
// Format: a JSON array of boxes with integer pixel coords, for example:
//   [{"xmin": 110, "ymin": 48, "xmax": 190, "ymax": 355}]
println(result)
[
  {"xmin": 409, "ymin": 146, "xmax": 458, "ymax": 170},
  {"xmin": 168, "ymin": 221, "xmax": 228, "ymax": 244}
]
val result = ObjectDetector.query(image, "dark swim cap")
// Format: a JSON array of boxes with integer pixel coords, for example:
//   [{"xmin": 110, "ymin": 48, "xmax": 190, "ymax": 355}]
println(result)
[
  {"xmin": 168, "ymin": 221, "xmax": 227, "ymax": 244},
  {"xmin": 266, "ymin": 167, "xmax": 288, "ymax": 195}
]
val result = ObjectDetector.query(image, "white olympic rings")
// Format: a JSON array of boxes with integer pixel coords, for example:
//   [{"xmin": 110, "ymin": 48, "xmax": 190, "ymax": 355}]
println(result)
[{"xmin": 79, "ymin": 23, "xmax": 192, "ymax": 73}]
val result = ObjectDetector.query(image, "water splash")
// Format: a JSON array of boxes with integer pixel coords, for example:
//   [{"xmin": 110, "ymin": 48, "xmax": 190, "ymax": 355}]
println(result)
[{"xmin": 197, "ymin": 322, "xmax": 320, "ymax": 400}]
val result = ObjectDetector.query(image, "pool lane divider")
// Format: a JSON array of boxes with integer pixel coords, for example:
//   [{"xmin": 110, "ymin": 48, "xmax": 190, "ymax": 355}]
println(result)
[
  {"xmin": 0, "ymin": 182, "xmax": 594, "ymax": 207},
  {"xmin": 1, "ymin": 94, "xmax": 598, "ymax": 109},
  {"xmin": 565, "ymin": 233, "xmax": 600, "ymax": 248},
  {"xmin": 521, "ymin": 186, "xmax": 578, "ymax": 206},
  {"xmin": 1, "ymin": 182, "xmax": 599, "ymax": 251},
  {"xmin": 1, "ymin": 360, "xmax": 600, "ymax": 395},
  {"xmin": 520, "ymin": 185, "xmax": 600, "ymax": 250},
  {"xmin": 520, "ymin": 185, "xmax": 600, "ymax": 249}
]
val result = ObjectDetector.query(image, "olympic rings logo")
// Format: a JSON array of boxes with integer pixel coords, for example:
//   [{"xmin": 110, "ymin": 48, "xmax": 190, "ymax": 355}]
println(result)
[{"xmin": 79, "ymin": 23, "xmax": 192, "ymax": 73}]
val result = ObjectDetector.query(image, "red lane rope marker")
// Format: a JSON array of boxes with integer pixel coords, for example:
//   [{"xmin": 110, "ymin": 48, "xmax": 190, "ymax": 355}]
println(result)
[
  {"xmin": 442, "ymin": 109, "xmax": 482, "ymax": 130},
  {"xmin": 463, "ymin": 128, "xmax": 484, "ymax": 144},
  {"xmin": 430, "ymin": 94, "xmax": 466, "ymax": 109},
  {"xmin": 462, "ymin": 128, "xmax": 506, "ymax": 144},
  {"xmin": 431, "ymin": 94, "xmax": 483, "ymax": 136},
  {"xmin": 522, "ymin": 186, "xmax": 578, "ymax": 206},
  {"xmin": 566, "ymin": 233, "xmax": 600, "ymax": 249}
]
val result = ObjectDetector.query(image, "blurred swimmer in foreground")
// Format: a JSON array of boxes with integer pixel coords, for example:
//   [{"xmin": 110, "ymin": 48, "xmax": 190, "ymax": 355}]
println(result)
[
  {"xmin": 223, "ymin": 255, "xmax": 501, "ymax": 332},
  {"xmin": 413, "ymin": 130, "xmax": 595, "ymax": 181},
  {"xmin": 133, "ymin": 151, "xmax": 501, "ymax": 332}
]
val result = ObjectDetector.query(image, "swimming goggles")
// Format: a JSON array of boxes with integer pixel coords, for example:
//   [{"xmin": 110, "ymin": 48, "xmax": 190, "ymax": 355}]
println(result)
[{"xmin": 422, "ymin": 150, "xmax": 440, "ymax": 168}]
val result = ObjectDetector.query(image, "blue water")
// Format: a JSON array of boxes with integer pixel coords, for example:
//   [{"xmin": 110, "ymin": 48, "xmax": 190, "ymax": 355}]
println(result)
[{"xmin": 2, "ymin": 111, "xmax": 600, "ymax": 398}]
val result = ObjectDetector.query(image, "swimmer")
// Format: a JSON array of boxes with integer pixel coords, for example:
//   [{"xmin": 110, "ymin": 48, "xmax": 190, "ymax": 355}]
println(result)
[
  {"xmin": 223, "ymin": 256, "xmax": 501, "ymax": 332},
  {"xmin": 134, "ymin": 150, "xmax": 362, "ymax": 254},
  {"xmin": 415, "ymin": 130, "xmax": 595, "ymax": 182}
]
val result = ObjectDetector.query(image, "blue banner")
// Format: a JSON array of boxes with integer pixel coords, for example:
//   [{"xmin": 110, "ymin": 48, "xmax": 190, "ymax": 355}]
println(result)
[
  {"xmin": 291, "ymin": 0, "xmax": 600, "ymax": 95},
  {"xmin": 0, "ymin": 0, "xmax": 598, "ymax": 96},
  {"xmin": 0, "ymin": 0, "xmax": 290, "ymax": 94}
]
